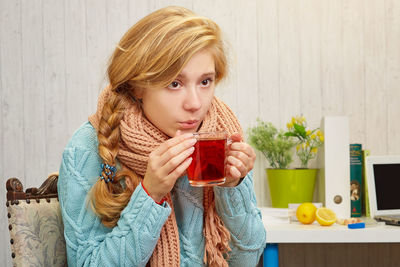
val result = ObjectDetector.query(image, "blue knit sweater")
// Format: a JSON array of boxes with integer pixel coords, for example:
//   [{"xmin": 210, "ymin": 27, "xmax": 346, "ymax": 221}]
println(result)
[{"xmin": 58, "ymin": 122, "xmax": 266, "ymax": 267}]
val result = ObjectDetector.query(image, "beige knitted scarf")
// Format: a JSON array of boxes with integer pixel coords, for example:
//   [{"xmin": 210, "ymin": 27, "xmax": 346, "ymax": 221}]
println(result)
[{"xmin": 89, "ymin": 86, "xmax": 242, "ymax": 266}]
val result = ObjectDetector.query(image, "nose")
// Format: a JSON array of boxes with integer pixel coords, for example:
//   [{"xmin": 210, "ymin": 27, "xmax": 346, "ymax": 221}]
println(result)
[{"xmin": 183, "ymin": 85, "xmax": 202, "ymax": 111}]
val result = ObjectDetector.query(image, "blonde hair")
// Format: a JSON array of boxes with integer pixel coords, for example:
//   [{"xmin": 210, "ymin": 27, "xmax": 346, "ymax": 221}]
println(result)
[{"xmin": 90, "ymin": 6, "xmax": 227, "ymax": 227}]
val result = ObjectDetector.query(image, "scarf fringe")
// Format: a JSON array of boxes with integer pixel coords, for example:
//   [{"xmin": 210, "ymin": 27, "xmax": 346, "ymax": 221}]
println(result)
[
  {"xmin": 203, "ymin": 188, "xmax": 231, "ymax": 266},
  {"xmin": 203, "ymin": 204, "xmax": 231, "ymax": 267}
]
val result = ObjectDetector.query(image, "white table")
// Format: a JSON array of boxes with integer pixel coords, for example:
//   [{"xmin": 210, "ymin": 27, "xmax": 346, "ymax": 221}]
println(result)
[{"xmin": 262, "ymin": 217, "xmax": 400, "ymax": 266}]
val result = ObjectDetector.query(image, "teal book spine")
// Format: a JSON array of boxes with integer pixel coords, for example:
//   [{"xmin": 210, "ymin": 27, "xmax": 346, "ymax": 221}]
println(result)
[{"xmin": 350, "ymin": 144, "xmax": 362, "ymax": 217}]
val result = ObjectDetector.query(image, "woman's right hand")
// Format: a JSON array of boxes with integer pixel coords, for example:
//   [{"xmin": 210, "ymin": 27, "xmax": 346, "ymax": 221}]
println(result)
[{"xmin": 142, "ymin": 131, "xmax": 196, "ymax": 202}]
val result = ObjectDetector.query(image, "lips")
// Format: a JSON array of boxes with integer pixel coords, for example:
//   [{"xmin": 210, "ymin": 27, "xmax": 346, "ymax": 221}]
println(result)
[{"xmin": 179, "ymin": 120, "xmax": 199, "ymax": 129}]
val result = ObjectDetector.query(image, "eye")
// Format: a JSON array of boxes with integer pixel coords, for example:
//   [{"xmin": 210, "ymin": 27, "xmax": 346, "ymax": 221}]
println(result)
[
  {"xmin": 200, "ymin": 78, "xmax": 213, "ymax": 88},
  {"xmin": 167, "ymin": 81, "xmax": 181, "ymax": 90}
]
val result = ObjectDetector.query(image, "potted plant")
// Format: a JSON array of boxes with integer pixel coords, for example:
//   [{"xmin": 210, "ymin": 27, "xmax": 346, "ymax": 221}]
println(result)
[
  {"xmin": 248, "ymin": 116, "xmax": 324, "ymax": 208},
  {"xmin": 285, "ymin": 116, "xmax": 324, "ymax": 169},
  {"xmin": 247, "ymin": 119, "xmax": 295, "ymax": 169}
]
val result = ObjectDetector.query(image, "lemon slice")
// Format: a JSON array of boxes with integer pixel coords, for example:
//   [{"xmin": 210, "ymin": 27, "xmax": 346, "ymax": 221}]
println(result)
[{"xmin": 316, "ymin": 207, "xmax": 337, "ymax": 226}]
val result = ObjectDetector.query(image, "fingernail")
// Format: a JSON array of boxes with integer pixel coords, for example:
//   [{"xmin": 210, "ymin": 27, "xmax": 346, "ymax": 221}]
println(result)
[
  {"xmin": 231, "ymin": 143, "xmax": 239, "ymax": 150},
  {"xmin": 233, "ymin": 167, "xmax": 241, "ymax": 177},
  {"xmin": 188, "ymin": 138, "xmax": 197, "ymax": 145}
]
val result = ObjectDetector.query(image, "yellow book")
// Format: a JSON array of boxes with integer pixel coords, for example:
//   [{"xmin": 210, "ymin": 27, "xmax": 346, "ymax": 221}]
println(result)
[{"xmin": 362, "ymin": 149, "xmax": 371, "ymax": 217}]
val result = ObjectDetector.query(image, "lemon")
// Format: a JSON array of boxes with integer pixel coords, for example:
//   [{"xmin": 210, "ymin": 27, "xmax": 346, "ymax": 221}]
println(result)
[
  {"xmin": 296, "ymin": 203, "xmax": 317, "ymax": 224},
  {"xmin": 316, "ymin": 207, "xmax": 337, "ymax": 226}
]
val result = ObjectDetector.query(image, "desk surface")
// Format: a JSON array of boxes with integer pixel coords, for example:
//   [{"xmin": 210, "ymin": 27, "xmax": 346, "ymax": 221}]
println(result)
[{"xmin": 264, "ymin": 220, "xmax": 400, "ymax": 243}]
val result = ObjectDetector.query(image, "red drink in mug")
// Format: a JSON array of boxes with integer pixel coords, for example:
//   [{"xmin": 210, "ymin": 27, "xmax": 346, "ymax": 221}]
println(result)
[{"xmin": 187, "ymin": 132, "xmax": 227, "ymax": 186}]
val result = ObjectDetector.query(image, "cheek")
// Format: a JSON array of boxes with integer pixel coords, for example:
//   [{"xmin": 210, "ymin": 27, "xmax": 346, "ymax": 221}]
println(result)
[
  {"xmin": 147, "ymin": 94, "xmax": 180, "ymax": 122},
  {"xmin": 142, "ymin": 91, "xmax": 168, "ymax": 111},
  {"xmin": 202, "ymin": 88, "xmax": 215, "ymax": 109}
]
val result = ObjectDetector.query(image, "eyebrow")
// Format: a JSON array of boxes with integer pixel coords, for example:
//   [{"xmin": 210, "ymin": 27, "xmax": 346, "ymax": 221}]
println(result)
[{"xmin": 176, "ymin": 72, "xmax": 216, "ymax": 80}]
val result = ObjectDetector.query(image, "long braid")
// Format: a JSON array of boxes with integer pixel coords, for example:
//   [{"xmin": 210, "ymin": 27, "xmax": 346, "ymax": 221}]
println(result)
[{"xmin": 89, "ymin": 87, "xmax": 139, "ymax": 227}]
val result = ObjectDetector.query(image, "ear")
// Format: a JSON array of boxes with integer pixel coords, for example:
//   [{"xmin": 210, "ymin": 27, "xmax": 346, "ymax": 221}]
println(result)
[{"xmin": 133, "ymin": 87, "xmax": 144, "ymax": 100}]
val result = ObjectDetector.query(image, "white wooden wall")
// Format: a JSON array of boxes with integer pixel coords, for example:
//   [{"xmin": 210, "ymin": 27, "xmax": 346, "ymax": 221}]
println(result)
[{"xmin": 1, "ymin": 0, "xmax": 400, "ymax": 264}]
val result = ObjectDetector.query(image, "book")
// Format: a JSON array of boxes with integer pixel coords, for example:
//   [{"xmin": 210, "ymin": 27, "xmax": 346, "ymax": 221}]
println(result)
[
  {"xmin": 362, "ymin": 149, "xmax": 371, "ymax": 217},
  {"xmin": 350, "ymin": 144, "xmax": 363, "ymax": 217}
]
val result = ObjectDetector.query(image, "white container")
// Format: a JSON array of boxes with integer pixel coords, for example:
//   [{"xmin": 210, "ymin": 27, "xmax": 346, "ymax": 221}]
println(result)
[{"xmin": 317, "ymin": 116, "xmax": 351, "ymax": 219}]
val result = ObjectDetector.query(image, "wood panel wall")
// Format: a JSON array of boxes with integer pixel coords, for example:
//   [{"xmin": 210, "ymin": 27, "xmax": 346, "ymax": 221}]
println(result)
[{"xmin": 1, "ymin": 0, "xmax": 400, "ymax": 265}]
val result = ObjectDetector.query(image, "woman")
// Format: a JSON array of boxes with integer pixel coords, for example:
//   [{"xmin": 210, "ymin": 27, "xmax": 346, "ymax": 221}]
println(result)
[{"xmin": 58, "ymin": 6, "xmax": 266, "ymax": 267}]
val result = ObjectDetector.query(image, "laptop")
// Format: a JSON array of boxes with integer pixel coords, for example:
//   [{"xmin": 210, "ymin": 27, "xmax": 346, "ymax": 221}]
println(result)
[{"xmin": 366, "ymin": 155, "xmax": 400, "ymax": 226}]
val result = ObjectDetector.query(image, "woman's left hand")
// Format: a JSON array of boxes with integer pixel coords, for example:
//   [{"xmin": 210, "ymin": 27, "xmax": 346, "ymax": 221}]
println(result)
[{"xmin": 222, "ymin": 133, "xmax": 256, "ymax": 187}]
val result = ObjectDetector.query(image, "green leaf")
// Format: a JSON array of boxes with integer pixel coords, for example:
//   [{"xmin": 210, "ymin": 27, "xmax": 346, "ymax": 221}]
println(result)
[
  {"xmin": 293, "ymin": 123, "xmax": 306, "ymax": 137},
  {"xmin": 284, "ymin": 132, "xmax": 297, "ymax": 137}
]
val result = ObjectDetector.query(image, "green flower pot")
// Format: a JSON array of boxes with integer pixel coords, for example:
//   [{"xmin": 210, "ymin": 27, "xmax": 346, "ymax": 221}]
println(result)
[{"xmin": 266, "ymin": 169, "xmax": 318, "ymax": 208}]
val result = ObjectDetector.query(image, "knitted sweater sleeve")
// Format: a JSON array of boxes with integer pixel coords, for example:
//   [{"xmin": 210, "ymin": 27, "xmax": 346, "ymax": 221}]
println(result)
[
  {"xmin": 58, "ymin": 123, "xmax": 171, "ymax": 267},
  {"xmin": 213, "ymin": 171, "xmax": 266, "ymax": 266}
]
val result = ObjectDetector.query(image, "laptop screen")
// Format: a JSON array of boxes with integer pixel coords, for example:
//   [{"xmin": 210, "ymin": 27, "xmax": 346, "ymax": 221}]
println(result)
[
  {"xmin": 373, "ymin": 164, "xmax": 400, "ymax": 210},
  {"xmin": 366, "ymin": 155, "xmax": 400, "ymax": 218}
]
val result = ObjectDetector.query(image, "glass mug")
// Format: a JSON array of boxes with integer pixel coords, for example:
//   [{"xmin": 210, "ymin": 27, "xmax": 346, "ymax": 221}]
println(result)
[{"xmin": 187, "ymin": 131, "xmax": 228, "ymax": 186}]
